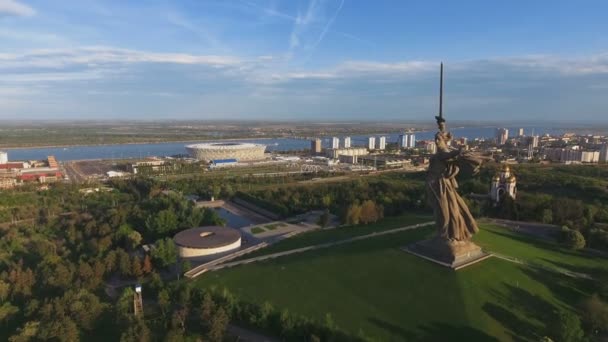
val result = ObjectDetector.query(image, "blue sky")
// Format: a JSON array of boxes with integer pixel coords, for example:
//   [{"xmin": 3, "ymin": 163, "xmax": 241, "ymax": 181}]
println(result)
[{"xmin": 1, "ymin": 0, "xmax": 607, "ymax": 121}]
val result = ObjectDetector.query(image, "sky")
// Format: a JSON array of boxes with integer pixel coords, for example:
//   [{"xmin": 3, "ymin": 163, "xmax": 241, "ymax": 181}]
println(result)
[{"xmin": 1, "ymin": 0, "xmax": 608, "ymax": 122}]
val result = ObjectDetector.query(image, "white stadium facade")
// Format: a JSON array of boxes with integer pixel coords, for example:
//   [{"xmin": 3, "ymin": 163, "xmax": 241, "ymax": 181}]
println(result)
[{"xmin": 185, "ymin": 142, "xmax": 266, "ymax": 162}]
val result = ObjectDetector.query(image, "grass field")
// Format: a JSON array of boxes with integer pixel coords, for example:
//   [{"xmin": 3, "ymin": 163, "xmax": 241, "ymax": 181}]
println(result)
[{"xmin": 195, "ymin": 214, "xmax": 604, "ymax": 341}]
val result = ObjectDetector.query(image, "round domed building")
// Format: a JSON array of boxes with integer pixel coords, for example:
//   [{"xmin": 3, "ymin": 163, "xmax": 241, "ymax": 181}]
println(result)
[
  {"xmin": 185, "ymin": 142, "xmax": 266, "ymax": 162},
  {"xmin": 174, "ymin": 226, "xmax": 241, "ymax": 260}
]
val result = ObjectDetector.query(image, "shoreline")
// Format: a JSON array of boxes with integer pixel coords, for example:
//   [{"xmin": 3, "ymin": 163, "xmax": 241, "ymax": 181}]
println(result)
[
  {"xmin": 0, "ymin": 137, "xmax": 283, "ymax": 150},
  {"xmin": 0, "ymin": 129, "xmax": 429, "ymax": 150}
]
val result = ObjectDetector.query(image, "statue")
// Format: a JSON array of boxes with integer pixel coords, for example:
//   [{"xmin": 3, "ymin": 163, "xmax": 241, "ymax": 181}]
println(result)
[
  {"xmin": 426, "ymin": 116, "xmax": 484, "ymax": 241},
  {"xmin": 406, "ymin": 63, "xmax": 491, "ymax": 269}
]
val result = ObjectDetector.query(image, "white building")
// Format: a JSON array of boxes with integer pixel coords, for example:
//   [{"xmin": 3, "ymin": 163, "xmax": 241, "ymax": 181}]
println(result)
[
  {"xmin": 399, "ymin": 133, "xmax": 416, "ymax": 148},
  {"xmin": 490, "ymin": 164, "xmax": 517, "ymax": 204},
  {"xmin": 332, "ymin": 137, "xmax": 340, "ymax": 149},
  {"xmin": 367, "ymin": 137, "xmax": 376, "ymax": 150},
  {"xmin": 377, "ymin": 136, "xmax": 386, "ymax": 150},
  {"xmin": 543, "ymin": 147, "xmax": 600, "ymax": 163},
  {"xmin": 398, "ymin": 135, "xmax": 406, "ymax": 149},
  {"xmin": 518, "ymin": 128, "xmax": 524, "ymax": 137},
  {"xmin": 600, "ymin": 143, "xmax": 608, "ymax": 163},
  {"xmin": 496, "ymin": 128, "xmax": 509, "ymax": 145},
  {"xmin": 343, "ymin": 136, "xmax": 351, "ymax": 148},
  {"xmin": 528, "ymin": 136, "xmax": 539, "ymax": 148},
  {"xmin": 326, "ymin": 147, "xmax": 368, "ymax": 160},
  {"xmin": 0, "ymin": 151, "xmax": 7, "ymax": 164}
]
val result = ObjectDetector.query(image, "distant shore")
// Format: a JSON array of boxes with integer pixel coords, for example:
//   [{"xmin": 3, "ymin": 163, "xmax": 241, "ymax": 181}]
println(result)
[{"xmin": 0, "ymin": 137, "xmax": 282, "ymax": 150}]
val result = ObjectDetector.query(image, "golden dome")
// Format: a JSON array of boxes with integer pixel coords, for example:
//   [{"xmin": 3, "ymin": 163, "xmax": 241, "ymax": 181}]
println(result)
[
  {"xmin": 493, "ymin": 175, "xmax": 500, "ymax": 181},
  {"xmin": 506, "ymin": 176, "xmax": 516, "ymax": 183},
  {"xmin": 501, "ymin": 164, "xmax": 510, "ymax": 171}
]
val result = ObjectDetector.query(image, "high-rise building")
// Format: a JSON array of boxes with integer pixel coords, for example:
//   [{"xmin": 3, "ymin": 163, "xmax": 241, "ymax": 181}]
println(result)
[
  {"xmin": 426, "ymin": 141, "xmax": 437, "ymax": 154},
  {"xmin": 343, "ymin": 136, "xmax": 351, "ymax": 148},
  {"xmin": 377, "ymin": 136, "xmax": 386, "ymax": 150},
  {"xmin": 367, "ymin": 137, "xmax": 376, "ymax": 150},
  {"xmin": 600, "ymin": 143, "xmax": 608, "ymax": 163},
  {"xmin": 332, "ymin": 137, "xmax": 340, "ymax": 149},
  {"xmin": 530, "ymin": 135, "xmax": 539, "ymax": 148},
  {"xmin": 527, "ymin": 144, "xmax": 534, "ymax": 160},
  {"xmin": 398, "ymin": 134, "xmax": 406, "ymax": 149},
  {"xmin": 518, "ymin": 128, "xmax": 524, "ymax": 137},
  {"xmin": 407, "ymin": 133, "xmax": 416, "ymax": 148},
  {"xmin": 496, "ymin": 128, "xmax": 509, "ymax": 145},
  {"xmin": 399, "ymin": 133, "xmax": 416, "ymax": 148},
  {"xmin": 0, "ymin": 151, "xmax": 7, "ymax": 164},
  {"xmin": 310, "ymin": 139, "xmax": 322, "ymax": 154}
]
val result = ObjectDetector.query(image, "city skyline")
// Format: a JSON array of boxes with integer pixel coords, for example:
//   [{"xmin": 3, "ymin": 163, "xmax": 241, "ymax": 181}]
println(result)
[{"xmin": 1, "ymin": 0, "xmax": 608, "ymax": 121}]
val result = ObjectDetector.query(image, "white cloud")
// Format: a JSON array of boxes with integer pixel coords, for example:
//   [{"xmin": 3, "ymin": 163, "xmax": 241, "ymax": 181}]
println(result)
[
  {"xmin": 0, "ymin": 47, "xmax": 241, "ymax": 70},
  {"xmin": 0, "ymin": 0, "xmax": 35, "ymax": 17}
]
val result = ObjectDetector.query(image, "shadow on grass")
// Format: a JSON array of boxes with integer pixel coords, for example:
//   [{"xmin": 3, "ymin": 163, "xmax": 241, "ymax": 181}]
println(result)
[
  {"xmin": 521, "ymin": 266, "xmax": 589, "ymax": 308},
  {"xmin": 483, "ymin": 278, "xmax": 562, "ymax": 341},
  {"xmin": 368, "ymin": 318, "xmax": 499, "ymax": 342},
  {"xmin": 481, "ymin": 228, "xmax": 606, "ymax": 261}
]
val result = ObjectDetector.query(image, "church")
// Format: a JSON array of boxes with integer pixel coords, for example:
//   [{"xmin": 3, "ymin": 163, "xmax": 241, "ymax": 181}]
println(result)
[{"xmin": 490, "ymin": 164, "xmax": 517, "ymax": 204}]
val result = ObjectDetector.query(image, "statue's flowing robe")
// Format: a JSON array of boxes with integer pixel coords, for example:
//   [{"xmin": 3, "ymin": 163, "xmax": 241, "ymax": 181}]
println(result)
[{"xmin": 426, "ymin": 151, "xmax": 482, "ymax": 241}]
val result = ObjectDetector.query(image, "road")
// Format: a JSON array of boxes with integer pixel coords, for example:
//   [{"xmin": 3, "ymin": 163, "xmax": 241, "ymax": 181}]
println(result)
[{"xmin": 483, "ymin": 218, "xmax": 559, "ymax": 240}]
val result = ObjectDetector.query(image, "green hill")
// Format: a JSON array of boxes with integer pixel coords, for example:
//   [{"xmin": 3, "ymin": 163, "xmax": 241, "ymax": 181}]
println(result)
[{"xmin": 194, "ymin": 215, "xmax": 605, "ymax": 341}]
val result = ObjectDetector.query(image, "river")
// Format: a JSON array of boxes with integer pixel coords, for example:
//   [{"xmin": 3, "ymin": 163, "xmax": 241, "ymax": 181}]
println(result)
[{"xmin": 3, "ymin": 126, "xmax": 564, "ymax": 161}]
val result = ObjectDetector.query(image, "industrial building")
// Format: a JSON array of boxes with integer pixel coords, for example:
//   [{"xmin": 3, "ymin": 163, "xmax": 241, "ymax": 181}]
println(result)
[
  {"xmin": 186, "ymin": 142, "xmax": 266, "ymax": 162},
  {"xmin": 359, "ymin": 155, "xmax": 411, "ymax": 168},
  {"xmin": 174, "ymin": 226, "xmax": 242, "ymax": 260},
  {"xmin": 0, "ymin": 153, "xmax": 62, "ymax": 188}
]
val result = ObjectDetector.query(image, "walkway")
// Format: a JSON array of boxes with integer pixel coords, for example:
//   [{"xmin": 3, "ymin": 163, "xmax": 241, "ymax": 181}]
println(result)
[{"xmin": 192, "ymin": 221, "xmax": 434, "ymax": 276}]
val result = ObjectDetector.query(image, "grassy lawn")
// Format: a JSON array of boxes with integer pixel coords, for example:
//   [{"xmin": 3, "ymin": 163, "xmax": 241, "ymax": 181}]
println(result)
[
  {"xmin": 240, "ymin": 213, "xmax": 432, "ymax": 259},
  {"xmin": 264, "ymin": 223, "xmax": 286, "ymax": 230},
  {"xmin": 195, "ymin": 218, "xmax": 603, "ymax": 341},
  {"xmin": 250, "ymin": 227, "xmax": 266, "ymax": 234}
]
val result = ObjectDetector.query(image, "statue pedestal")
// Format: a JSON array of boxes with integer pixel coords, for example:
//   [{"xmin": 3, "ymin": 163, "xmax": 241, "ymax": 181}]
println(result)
[{"xmin": 403, "ymin": 237, "xmax": 491, "ymax": 270}]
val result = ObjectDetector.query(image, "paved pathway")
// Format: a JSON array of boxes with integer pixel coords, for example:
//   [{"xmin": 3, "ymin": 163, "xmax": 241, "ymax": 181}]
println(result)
[{"xmin": 206, "ymin": 221, "xmax": 434, "ymax": 273}]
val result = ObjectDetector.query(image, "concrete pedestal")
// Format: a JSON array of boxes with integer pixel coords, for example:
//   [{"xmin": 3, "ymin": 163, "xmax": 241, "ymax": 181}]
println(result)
[{"xmin": 403, "ymin": 237, "xmax": 491, "ymax": 270}]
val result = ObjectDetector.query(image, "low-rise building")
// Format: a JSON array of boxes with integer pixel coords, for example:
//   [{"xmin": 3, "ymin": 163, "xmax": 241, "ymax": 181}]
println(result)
[{"xmin": 326, "ymin": 147, "xmax": 368, "ymax": 159}]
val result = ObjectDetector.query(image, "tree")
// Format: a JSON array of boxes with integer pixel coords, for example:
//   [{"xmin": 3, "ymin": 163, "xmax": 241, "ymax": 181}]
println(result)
[
  {"xmin": 345, "ymin": 204, "xmax": 361, "ymax": 225},
  {"xmin": 120, "ymin": 318, "xmax": 150, "ymax": 342},
  {"xmin": 117, "ymin": 249, "xmax": 132, "ymax": 277},
  {"xmin": 548, "ymin": 309, "xmax": 585, "ymax": 342},
  {"xmin": 158, "ymin": 289, "xmax": 170, "ymax": 318},
  {"xmin": 142, "ymin": 255, "xmax": 153, "ymax": 274},
  {"xmin": 541, "ymin": 209, "xmax": 553, "ymax": 224},
  {"xmin": 560, "ymin": 227, "xmax": 586, "ymax": 250},
  {"xmin": 580, "ymin": 294, "xmax": 608, "ymax": 334},
  {"xmin": 360, "ymin": 200, "xmax": 379, "ymax": 224},
  {"xmin": 151, "ymin": 238, "xmax": 178, "ymax": 268},
  {"xmin": 116, "ymin": 287, "xmax": 134, "ymax": 321},
  {"xmin": 208, "ymin": 307, "xmax": 229, "ymax": 342},
  {"xmin": 131, "ymin": 257, "xmax": 143, "ymax": 279},
  {"xmin": 200, "ymin": 292, "xmax": 215, "ymax": 325}
]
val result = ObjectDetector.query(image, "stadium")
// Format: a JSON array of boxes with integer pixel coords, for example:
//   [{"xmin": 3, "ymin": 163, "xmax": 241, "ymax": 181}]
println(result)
[
  {"xmin": 185, "ymin": 142, "xmax": 266, "ymax": 162},
  {"xmin": 174, "ymin": 226, "xmax": 242, "ymax": 260}
]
